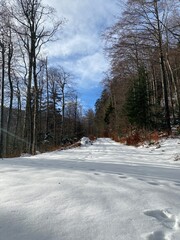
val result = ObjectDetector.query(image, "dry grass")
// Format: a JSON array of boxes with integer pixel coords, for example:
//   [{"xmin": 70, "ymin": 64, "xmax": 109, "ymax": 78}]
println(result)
[{"xmin": 110, "ymin": 130, "xmax": 171, "ymax": 147}]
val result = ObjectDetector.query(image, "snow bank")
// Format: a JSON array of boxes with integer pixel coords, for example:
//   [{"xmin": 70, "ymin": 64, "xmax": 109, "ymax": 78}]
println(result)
[{"xmin": 80, "ymin": 137, "xmax": 92, "ymax": 146}]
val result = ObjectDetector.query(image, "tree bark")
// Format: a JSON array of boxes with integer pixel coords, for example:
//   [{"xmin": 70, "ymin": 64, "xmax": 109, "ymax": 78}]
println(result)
[
  {"xmin": 6, "ymin": 39, "xmax": 14, "ymax": 155},
  {"xmin": 154, "ymin": 0, "xmax": 171, "ymax": 132},
  {"xmin": 0, "ymin": 42, "xmax": 5, "ymax": 158}
]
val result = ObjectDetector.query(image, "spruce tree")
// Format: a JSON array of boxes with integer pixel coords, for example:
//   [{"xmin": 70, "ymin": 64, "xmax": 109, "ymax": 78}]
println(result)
[{"xmin": 125, "ymin": 67, "xmax": 150, "ymax": 129}]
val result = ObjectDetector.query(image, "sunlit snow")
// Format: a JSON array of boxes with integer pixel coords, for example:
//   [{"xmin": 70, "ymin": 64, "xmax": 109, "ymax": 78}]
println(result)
[{"xmin": 0, "ymin": 138, "xmax": 180, "ymax": 240}]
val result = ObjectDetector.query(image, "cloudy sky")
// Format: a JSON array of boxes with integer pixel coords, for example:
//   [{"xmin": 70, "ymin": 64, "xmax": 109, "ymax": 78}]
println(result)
[{"xmin": 42, "ymin": 0, "xmax": 122, "ymax": 110}]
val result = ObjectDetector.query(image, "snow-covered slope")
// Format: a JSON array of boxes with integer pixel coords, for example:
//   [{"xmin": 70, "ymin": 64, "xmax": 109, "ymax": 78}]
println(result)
[{"xmin": 0, "ymin": 138, "xmax": 180, "ymax": 240}]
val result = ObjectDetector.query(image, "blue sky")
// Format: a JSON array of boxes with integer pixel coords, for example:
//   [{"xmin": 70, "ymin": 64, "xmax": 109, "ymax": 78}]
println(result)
[{"xmin": 42, "ymin": 0, "xmax": 122, "ymax": 110}]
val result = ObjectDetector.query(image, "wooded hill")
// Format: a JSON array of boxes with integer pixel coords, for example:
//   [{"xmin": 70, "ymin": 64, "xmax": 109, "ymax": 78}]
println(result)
[
  {"xmin": 0, "ymin": 0, "xmax": 88, "ymax": 157},
  {"xmin": 94, "ymin": 0, "xmax": 180, "ymax": 139},
  {"xmin": 1, "ymin": 0, "xmax": 180, "ymax": 157}
]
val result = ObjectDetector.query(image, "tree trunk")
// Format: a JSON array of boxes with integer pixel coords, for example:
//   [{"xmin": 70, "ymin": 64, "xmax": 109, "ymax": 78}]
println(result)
[
  {"xmin": 23, "ymin": 49, "xmax": 33, "ymax": 154},
  {"xmin": 32, "ymin": 40, "xmax": 38, "ymax": 155},
  {"xmin": 6, "ymin": 41, "xmax": 14, "ymax": 155},
  {"xmin": 13, "ymin": 81, "xmax": 22, "ymax": 153},
  {"xmin": 154, "ymin": 0, "xmax": 171, "ymax": 132},
  {"xmin": 0, "ymin": 42, "xmax": 5, "ymax": 158},
  {"xmin": 166, "ymin": 55, "xmax": 180, "ymax": 122},
  {"xmin": 61, "ymin": 87, "xmax": 65, "ymax": 142},
  {"xmin": 46, "ymin": 57, "xmax": 49, "ymax": 133}
]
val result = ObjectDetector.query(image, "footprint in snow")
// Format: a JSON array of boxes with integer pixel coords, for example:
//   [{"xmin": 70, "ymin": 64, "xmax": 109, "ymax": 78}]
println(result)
[
  {"xmin": 144, "ymin": 209, "xmax": 180, "ymax": 240},
  {"xmin": 147, "ymin": 181, "xmax": 159, "ymax": 186},
  {"xmin": 119, "ymin": 176, "xmax": 127, "ymax": 179},
  {"xmin": 94, "ymin": 173, "xmax": 100, "ymax": 176},
  {"xmin": 147, "ymin": 230, "xmax": 166, "ymax": 240},
  {"xmin": 144, "ymin": 209, "xmax": 179, "ymax": 230}
]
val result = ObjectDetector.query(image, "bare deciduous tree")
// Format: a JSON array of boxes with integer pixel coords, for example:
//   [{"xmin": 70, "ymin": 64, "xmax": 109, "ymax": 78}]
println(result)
[{"xmin": 9, "ymin": 0, "xmax": 63, "ymax": 154}]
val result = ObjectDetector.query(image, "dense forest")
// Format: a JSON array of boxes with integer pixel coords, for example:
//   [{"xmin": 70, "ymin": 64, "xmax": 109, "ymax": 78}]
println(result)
[
  {"xmin": 94, "ymin": 0, "xmax": 180, "ymax": 140},
  {"xmin": 0, "ymin": 0, "xmax": 180, "ymax": 158},
  {"xmin": 0, "ymin": 0, "xmax": 91, "ymax": 157}
]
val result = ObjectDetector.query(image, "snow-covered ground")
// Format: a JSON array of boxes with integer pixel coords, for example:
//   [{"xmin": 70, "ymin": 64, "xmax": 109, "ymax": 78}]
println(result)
[{"xmin": 0, "ymin": 138, "xmax": 180, "ymax": 240}]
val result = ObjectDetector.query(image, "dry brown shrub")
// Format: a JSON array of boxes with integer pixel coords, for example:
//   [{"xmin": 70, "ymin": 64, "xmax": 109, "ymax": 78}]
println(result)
[
  {"xmin": 126, "ymin": 132, "xmax": 142, "ymax": 146},
  {"xmin": 113, "ymin": 135, "xmax": 120, "ymax": 142},
  {"xmin": 5, "ymin": 150, "xmax": 21, "ymax": 158},
  {"xmin": 119, "ymin": 137, "xmax": 127, "ymax": 144},
  {"xmin": 111, "ymin": 133, "xmax": 120, "ymax": 142},
  {"xmin": 88, "ymin": 135, "xmax": 97, "ymax": 141},
  {"xmin": 150, "ymin": 131, "xmax": 159, "ymax": 143},
  {"xmin": 65, "ymin": 142, "xmax": 81, "ymax": 149},
  {"xmin": 111, "ymin": 129, "xmax": 173, "ymax": 147}
]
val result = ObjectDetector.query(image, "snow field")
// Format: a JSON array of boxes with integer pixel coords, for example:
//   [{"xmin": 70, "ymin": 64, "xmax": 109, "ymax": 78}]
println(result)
[{"xmin": 0, "ymin": 138, "xmax": 180, "ymax": 240}]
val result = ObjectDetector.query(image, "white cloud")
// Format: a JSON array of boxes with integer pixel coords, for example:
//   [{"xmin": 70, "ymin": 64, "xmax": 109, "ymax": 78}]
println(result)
[
  {"xmin": 74, "ymin": 52, "xmax": 109, "ymax": 82},
  {"xmin": 41, "ymin": 0, "xmax": 119, "ymax": 107},
  {"xmin": 52, "ymin": 52, "xmax": 109, "ymax": 89},
  {"xmin": 42, "ymin": 0, "xmax": 118, "ymax": 57},
  {"xmin": 45, "ymin": 34, "xmax": 99, "ymax": 57}
]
